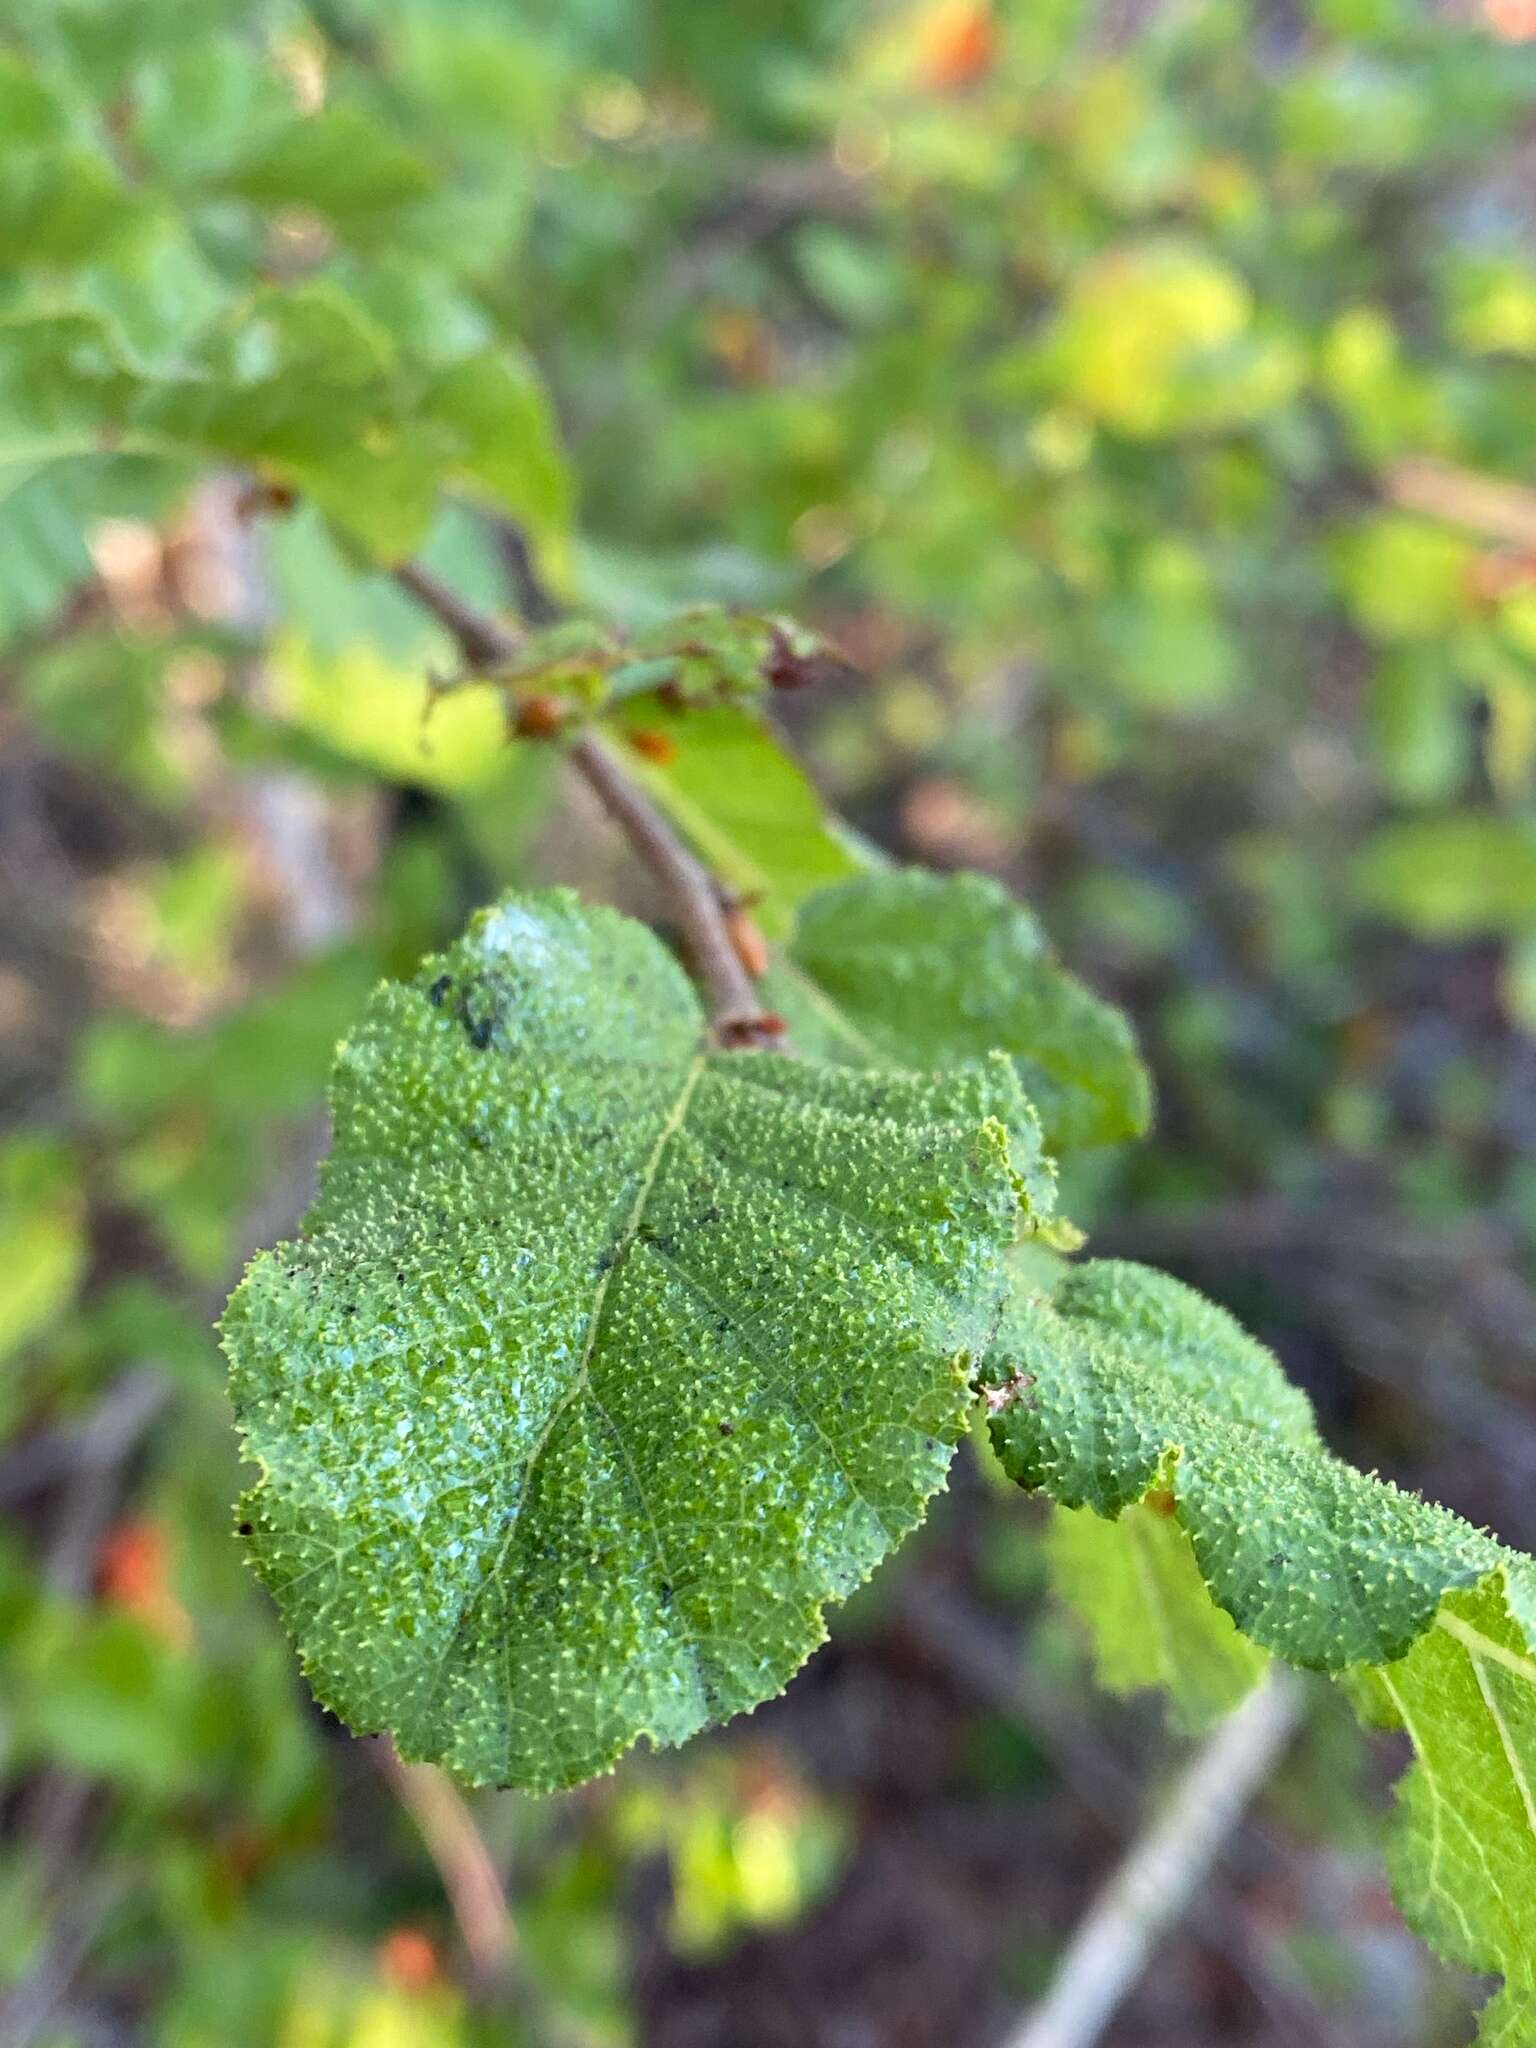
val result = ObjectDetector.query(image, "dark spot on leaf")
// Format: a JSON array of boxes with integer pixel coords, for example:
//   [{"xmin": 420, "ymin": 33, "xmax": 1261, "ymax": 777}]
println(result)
[
  {"xmin": 428, "ymin": 974, "xmax": 453, "ymax": 1006},
  {"xmin": 237, "ymin": 1520, "xmax": 254, "ymax": 1536},
  {"xmin": 718, "ymin": 1421, "xmax": 735, "ymax": 1437},
  {"xmin": 466, "ymin": 1014, "xmax": 493, "ymax": 1051}
]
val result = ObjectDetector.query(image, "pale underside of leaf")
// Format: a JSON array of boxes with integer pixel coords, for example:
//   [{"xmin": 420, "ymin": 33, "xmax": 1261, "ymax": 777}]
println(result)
[
  {"xmin": 223, "ymin": 891, "xmax": 1030, "ymax": 1791},
  {"xmin": 985, "ymin": 1259, "xmax": 1536, "ymax": 2042},
  {"xmin": 1047, "ymin": 1495, "xmax": 1269, "ymax": 1734}
]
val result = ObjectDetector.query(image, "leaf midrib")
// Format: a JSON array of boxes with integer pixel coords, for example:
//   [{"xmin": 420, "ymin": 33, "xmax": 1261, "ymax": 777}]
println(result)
[{"xmin": 425, "ymin": 1051, "xmax": 707, "ymax": 1717}]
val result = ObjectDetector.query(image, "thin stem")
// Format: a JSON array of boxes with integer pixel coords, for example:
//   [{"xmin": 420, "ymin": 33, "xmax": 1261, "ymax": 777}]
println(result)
[
  {"xmin": 369, "ymin": 1739, "xmax": 519, "ymax": 1992},
  {"xmin": 1387, "ymin": 456, "xmax": 1536, "ymax": 549},
  {"xmin": 493, "ymin": 518, "xmax": 562, "ymax": 626},
  {"xmin": 568, "ymin": 729, "xmax": 769, "ymax": 1037},
  {"xmin": 393, "ymin": 558, "xmax": 518, "ymax": 670},
  {"xmin": 1003, "ymin": 1667, "xmax": 1305, "ymax": 2048},
  {"xmin": 390, "ymin": 558, "xmax": 779, "ymax": 1044}
]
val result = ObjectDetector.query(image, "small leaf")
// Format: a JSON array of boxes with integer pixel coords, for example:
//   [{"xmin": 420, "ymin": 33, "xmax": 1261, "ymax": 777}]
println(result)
[
  {"xmin": 0, "ymin": 51, "xmax": 67, "ymax": 149},
  {"xmin": 224, "ymin": 892, "xmax": 1031, "ymax": 1790},
  {"xmin": 769, "ymin": 869, "xmax": 1151, "ymax": 1154},
  {"xmin": 1368, "ymin": 1575, "xmax": 1536, "ymax": 2048},
  {"xmin": 1335, "ymin": 513, "xmax": 1476, "ymax": 643},
  {"xmin": 0, "ymin": 145, "xmax": 144, "ymax": 266},
  {"xmin": 0, "ymin": 464, "xmax": 101, "ymax": 642}
]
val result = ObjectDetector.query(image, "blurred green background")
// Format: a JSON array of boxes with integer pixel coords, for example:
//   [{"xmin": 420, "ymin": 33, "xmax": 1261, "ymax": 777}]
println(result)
[{"xmin": 3, "ymin": 1, "xmax": 1536, "ymax": 2042}]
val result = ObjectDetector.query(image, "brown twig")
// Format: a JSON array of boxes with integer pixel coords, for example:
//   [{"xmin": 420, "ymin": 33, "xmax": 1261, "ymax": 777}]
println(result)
[
  {"xmin": 494, "ymin": 518, "xmax": 563, "ymax": 626},
  {"xmin": 392, "ymin": 558, "xmax": 520, "ymax": 672},
  {"xmin": 366, "ymin": 1743, "xmax": 597, "ymax": 2047},
  {"xmin": 569, "ymin": 729, "xmax": 772, "ymax": 1040},
  {"xmin": 369, "ymin": 1739, "xmax": 519, "ymax": 1993},
  {"xmin": 390, "ymin": 558, "xmax": 780, "ymax": 1045},
  {"xmin": 1004, "ymin": 1668, "xmax": 1305, "ymax": 2048},
  {"xmin": 901, "ymin": 1583, "xmax": 1343, "ymax": 2048},
  {"xmin": 1387, "ymin": 457, "xmax": 1536, "ymax": 549}
]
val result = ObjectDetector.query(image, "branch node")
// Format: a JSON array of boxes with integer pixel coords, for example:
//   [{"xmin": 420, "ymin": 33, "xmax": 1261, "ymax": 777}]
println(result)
[{"xmin": 390, "ymin": 559, "xmax": 779, "ymax": 1047}]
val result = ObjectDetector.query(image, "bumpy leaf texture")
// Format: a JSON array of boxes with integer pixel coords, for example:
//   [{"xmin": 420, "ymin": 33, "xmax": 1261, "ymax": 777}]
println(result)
[
  {"xmin": 985, "ymin": 1260, "xmax": 1536, "ymax": 2045},
  {"xmin": 768, "ymin": 869, "xmax": 1151, "ymax": 1155},
  {"xmin": 224, "ymin": 892, "xmax": 1039, "ymax": 1791}
]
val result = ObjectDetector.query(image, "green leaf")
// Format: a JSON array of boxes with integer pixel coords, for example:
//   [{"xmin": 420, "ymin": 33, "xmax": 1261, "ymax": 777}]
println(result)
[
  {"xmin": 769, "ymin": 870, "xmax": 1151, "ymax": 1155},
  {"xmin": 0, "ymin": 50, "xmax": 67, "ymax": 148},
  {"xmin": 0, "ymin": 307, "xmax": 140, "ymax": 449},
  {"xmin": 267, "ymin": 631, "xmax": 511, "ymax": 794},
  {"xmin": 1048, "ymin": 1499, "xmax": 1269, "ymax": 1733},
  {"xmin": 221, "ymin": 107, "xmax": 439, "ymax": 236},
  {"xmin": 132, "ymin": 40, "xmax": 281, "ymax": 184},
  {"xmin": 984, "ymin": 1259, "xmax": 1536, "ymax": 2042},
  {"xmin": 153, "ymin": 281, "xmax": 399, "ymax": 462},
  {"xmin": 0, "ymin": 1139, "xmax": 86, "ymax": 1366},
  {"xmin": 146, "ymin": 283, "xmax": 436, "ymax": 556},
  {"xmin": 1335, "ymin": 514, "xmax": 1476, "ymax": 643},
  {"xmin": 0, "ymin": 145, "xmax": 144, "ymax": 266},
  {"xmin": 1363, "ymin": 1576, "xmax": 1536, "ymax": 2048},
  {"xmin": 608, "ymin": 701, "xmax": 865, "ymax": 937},
  {"xmin": 223, "ymin": 891, "xmax": 1031, "ymax": 1791},
  {"xmin": 1355, "ymin": 810, "xmax": 1536, "ymax": 939},
  {"xmin": 0, "ymin": 309, "xmax": 156, "ymax": 634},
  {"xmin": 422, "ymin": 351, "xmax": 573, "ymax": 555},
  {"xmin": 0, "ymin": 464, "xmax": 99, "ymax": 640}
]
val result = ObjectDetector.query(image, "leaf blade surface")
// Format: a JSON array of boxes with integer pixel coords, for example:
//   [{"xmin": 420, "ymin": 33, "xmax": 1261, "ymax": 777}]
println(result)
[
  {"xmin": 985, "ymin": 1258, "xmax": 1536, "ymax": 2041},
  {"xmin": 225, "ymin": 891, "xmax": 1029, "ymax": 1789}
]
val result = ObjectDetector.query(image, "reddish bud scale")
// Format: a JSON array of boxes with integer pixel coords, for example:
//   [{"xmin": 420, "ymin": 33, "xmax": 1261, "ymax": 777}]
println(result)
[
  {"xmin": 626, "ymin": 727, "xmax": 678, "ymax": 764},
  {"xmin": 235, "ymin": 480, "xmax": 299, "ymax": 521},
  {"xmin": 511, "ymin": 693, "xmax": 568, "ymax": 740},
  {"xmin": 724, "ymin": 903, "xmax": 770, "ymax": 979},
  {"xmin": 763, "ymin": 626, "xmax": 816, "ymax": 691},
  {"xmin": 718, "ymin": 1010, "xmax": 787, "ymax": 1049}
]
